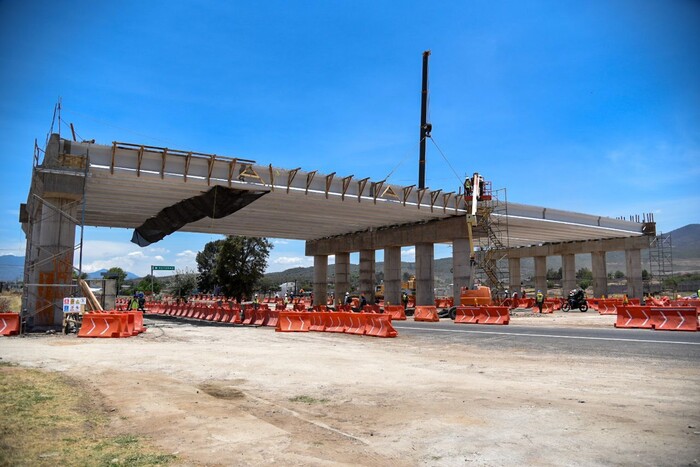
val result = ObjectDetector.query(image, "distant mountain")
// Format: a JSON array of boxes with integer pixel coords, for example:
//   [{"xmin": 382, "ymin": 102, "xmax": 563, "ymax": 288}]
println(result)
[
  {"xmin": 0, "ymin": 255, "xmax": 24, "ymax": 281},
  {"xmin": 666, "ymin": 224, "xmax": 700, "ymax": 259},
  {"xmin": 86, "ymin": 269, "xmax": 140, "ymax": 280}
]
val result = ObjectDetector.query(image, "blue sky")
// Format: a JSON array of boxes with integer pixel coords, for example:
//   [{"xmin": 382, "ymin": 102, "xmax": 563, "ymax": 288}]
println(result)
[{"xmin": 1, "ymin": 0, "xmax": 698, "ymax": 277}]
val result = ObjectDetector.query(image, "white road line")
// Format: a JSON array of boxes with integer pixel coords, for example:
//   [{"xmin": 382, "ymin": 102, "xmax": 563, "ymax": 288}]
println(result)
[{"xmin": 394, "ymin": 325, "xmax": 700, "ymax": 346}]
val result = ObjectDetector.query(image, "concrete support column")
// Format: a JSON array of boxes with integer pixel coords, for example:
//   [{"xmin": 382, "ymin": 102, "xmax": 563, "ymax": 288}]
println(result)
[
  {"xmin": 415, "ymin": 243, "xmax": 434, "ymax": 306},
  {"xmin": 591, "ymin": 251, "xmax": 608, "ymax": 298},
  {"xmin": 452, "ymin": 238, "xmax": 471, "ymax": 301},
  {"xmin": 561, "ymin": 254, "xmax": 576, "ymax": 296},
  {"xmin": 34, "ymin": 198, "xmax": 78, "ymax": 326},
  {"xmin": 313, "ymin": 255, "xmax": 328, "ymax": 306},
  {"xmin": 384, "ymin": 246, "xmax": 401, "ymax": 306},
  {"xmin": 625, "ymin": 248, "xmax": 643, "ymax": 299},
  {"xmin": 359, "ymin": 249, "xmax": 375, "ymax": 304},
  {"xmin": 334, "ymin": 252, "xmax": 350, "ymax": 306},
  {"xmin": 534, "ymin": 256, "xmax": 547, "ymax": 295},
  {"xmin": 508, "ymin": 257, "xmax": 521, "ymax": 295}
]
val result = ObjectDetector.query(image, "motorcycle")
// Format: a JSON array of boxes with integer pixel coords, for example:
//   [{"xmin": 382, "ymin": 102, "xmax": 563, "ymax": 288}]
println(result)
[{"xmin": 562, "ymin": 289, "xmax": 588, "ymax": 312}]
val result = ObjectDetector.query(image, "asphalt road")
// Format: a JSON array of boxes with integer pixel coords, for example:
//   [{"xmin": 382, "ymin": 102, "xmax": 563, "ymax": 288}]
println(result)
[{"xmin": 392, "ymin": 320, "xmax": 700, "ymax": 362}]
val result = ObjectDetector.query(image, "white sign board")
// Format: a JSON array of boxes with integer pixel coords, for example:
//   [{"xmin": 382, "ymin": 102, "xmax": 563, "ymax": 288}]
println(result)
[{"xmin": 63, "ymin": 297, "xmax": 87, "ymax": 313}]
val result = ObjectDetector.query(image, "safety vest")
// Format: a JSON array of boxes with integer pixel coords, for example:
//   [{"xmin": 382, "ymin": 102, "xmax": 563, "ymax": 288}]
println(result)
[{"xmin": 536, "ymin": 292, "xmax": 544, "ymax": 303}]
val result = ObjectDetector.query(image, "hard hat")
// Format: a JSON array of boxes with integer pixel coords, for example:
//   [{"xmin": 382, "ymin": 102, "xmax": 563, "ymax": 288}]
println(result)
[
  {"xmin": 537, "ymin": 290, "xmax": 541, "ymax": 293},
  {"xmin": 345, "ymin": 292, "xmax": 349, "ymax": 295}
]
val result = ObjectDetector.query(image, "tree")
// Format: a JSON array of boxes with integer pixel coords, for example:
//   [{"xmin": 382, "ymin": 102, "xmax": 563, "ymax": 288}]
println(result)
[
  {"xmin": 614, "ymin": 270, "xmax": 625, "ymax": 280},
  {"xmin": 579, "ymin": 279, "xmax": 592, "ymax": 290},
  {"xmin": 169, "ymin": 269, "xmax": 197, "ymax": 299},
  {"xmin": 576, "ymin": 268, "xmax": 593, "ymax": 280},
  {"xmin": 196, "ymin": 238, "xmax": 225, "ymax": 294},
  {"xmin": 136, "ymin": 274, "xmax": 162, "ymax": 295},
  {"xmin": 642, "ymin": 269, "xmax": 650, "ymax": 281},
  {"xmin": 72, "ymin": 270, "xmax": 88, "ymax": 280},
  {"xmin": 215, "ymin": 236, "xmax": 272, "ymax": 301},
  {"xmin": 102, "ymin": 267, "xmax": 127, "ymax": 292},
  {"xmin": 546, "ymin": 268, "xmax": 562, "ymax": 281}
]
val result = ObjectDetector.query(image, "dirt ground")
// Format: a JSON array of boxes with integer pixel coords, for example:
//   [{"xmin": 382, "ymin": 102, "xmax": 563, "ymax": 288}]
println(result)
[{"xmin": 1, "ymin": 312, "xmax": 699, "ymax": 466}]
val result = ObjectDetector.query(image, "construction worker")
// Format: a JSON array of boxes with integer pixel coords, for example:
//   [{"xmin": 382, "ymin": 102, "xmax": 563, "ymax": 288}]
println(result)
[
  {"xmin": 535, "ymin": 290, "xmax": 545, "ymax": 313},
  {"xmin": 401, "ymin": 291, "xmax": 409, "ymax": 309},
  {"xmin": 360, "ymin": 293, "xmax": 367, "ymax": 309},
  {"xmin": 622, "ymin": 294, "xmax": 629, "ymax": 305},
  {"xmin": 253, "ymin": 293, "xmax": 259, "ymax": 310},
  {"xmin": 344, "ymin": 292, "xmax": 352, "ymax": 306}
]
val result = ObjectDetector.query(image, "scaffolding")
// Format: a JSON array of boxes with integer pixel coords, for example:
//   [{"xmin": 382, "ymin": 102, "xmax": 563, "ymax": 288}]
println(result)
[
  {"xmin": 474, "ymin": 186, "xmax": 510, "ymax": 297},
  {"xmin": 20, "ymin": 105, "xmax": 89, "ymax": 330},
  {"xmin": 646, "ymin": 232, "xmax": 673, "ymax": 294}
]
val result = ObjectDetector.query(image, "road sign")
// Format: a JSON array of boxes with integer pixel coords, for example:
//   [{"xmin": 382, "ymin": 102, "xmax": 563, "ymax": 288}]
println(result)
[{"xmin": 152, "ymin": 266, "xmax": 175, "ymax": 271}]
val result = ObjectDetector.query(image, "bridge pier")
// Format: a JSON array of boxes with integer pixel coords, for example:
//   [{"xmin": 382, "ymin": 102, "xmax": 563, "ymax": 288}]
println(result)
[
  {"xmin": 384, "ymin": 246, "xmax": 401, "ymax": 306},
  {"xmin": 359, "ymin": 249, "xmax": 375, "ymax": 304},
  {"xmin": 452, "ymin": 238, "xmax": 471, "ymax": 301},
  {"xmin": 313, "ymin": 255, "xmax": 328, "ymax": 306},
  {"xmin": 561, "ymin": 253, "xmax": 576, "ymax": 296},
  {"xmin": 415, "ymin": 243, "xmax": 434, "ymax": 306},
  {"xmin": 334, "ymin": 252, "xmax": 350, "ymax": 306}
]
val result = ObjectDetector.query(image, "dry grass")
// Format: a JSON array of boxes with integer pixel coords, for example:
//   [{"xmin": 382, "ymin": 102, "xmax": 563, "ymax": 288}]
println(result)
[
  {"xmin": 0, "ymin": 292, "xmax": 21, "ymax": 313},
  {"xmin": 0, "ymin": 363, "xmax": 177, "ymax": 466}
]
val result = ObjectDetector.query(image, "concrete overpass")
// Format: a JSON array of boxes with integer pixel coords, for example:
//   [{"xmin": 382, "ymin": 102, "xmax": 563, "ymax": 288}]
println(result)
[{"xmin": 21, "ymin": 135, "xmax": 653, "ymax": 326}]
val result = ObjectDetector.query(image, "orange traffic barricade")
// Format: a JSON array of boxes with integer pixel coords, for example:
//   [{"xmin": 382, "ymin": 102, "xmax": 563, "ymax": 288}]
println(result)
[
  {"xmin": 0, "ymin": 313, "xmax": 20, "ymax": 336},
  {"xmin": 78, "ymin": 313, "xmax": 124, "ymax": 338},
  {"xmin": 384, "ymin": 305, "xmax": 407, "ymax": 320},
  {"xmin": 615, "ymin": 306, "xmax": 653, "ymax": 329},
  {"xmin": 324, "ymin": 312, "xmax": 346, "ymax": 333},
  {"xmin": 344, "ymin": 312, "xmax": 367, "ymax": 335},
  {"xmin": 309, "ymin": 312, "xmax": 326, "ymax": 331},
  {"xmin": 650, "ymin": 307, "xmax": 698, "ymax": 332},
  {"xmin": 414, "ymin": 306, "xmax": 439, "ymax": 322},
  {"xmin": 364, "ymin": 314, "xmax": 397, "ymax": 337},
  {"xmin": 276, "ymin": 312, "xmax": 311, "ymax": 332},
  {"xmin": 454, "ymin": 306, "xmax": 480, "ymax": 324}
]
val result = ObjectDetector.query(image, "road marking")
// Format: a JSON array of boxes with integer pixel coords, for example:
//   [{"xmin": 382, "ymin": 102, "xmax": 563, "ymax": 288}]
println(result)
[{"xmin": 394, "ymin": 325, "xmax": 700, "ymax": 346}]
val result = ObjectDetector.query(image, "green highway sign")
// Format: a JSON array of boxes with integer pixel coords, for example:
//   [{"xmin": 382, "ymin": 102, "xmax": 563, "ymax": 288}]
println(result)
[{"xmin": 152, "ymin": 265, "xmax": 175, "ymax": 271}]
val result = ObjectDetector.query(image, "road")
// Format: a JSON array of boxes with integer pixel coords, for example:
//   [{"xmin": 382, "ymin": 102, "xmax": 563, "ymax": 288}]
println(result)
[{"xmin": 392, "ymin": 319, "xmax": 700, "ymax": 362}]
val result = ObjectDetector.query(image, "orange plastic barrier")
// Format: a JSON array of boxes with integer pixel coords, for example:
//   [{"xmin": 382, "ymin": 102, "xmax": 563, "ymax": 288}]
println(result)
[
  {"xmin": 276, "ymin": 312, "xmax": 311, "ymax": 332},
  {"xmin": 265, "ymin": 309, "xmax": 279, "ymax": 327},
  {"xmin": 454, "ymin": 306, "xmax": 480, "ymax": 324},
  {"xmin": 384, "ymin": 305, "xmax": 407, "ymax": 321},
  {"xmin": 364, "ymin": 314, "xmax": 397, "ymax": 337},
  {"xmin": 615, "ymin": 306, "xmax": 653, "ymax": 329},
  {"xmin": 78, "ymin": 313, "xmax": 124, "ymax": 338},
  {"xmin": 414, "ymin": 306, "xmax": 439, "ymax": 322},
  {"xmin": 309, "ymin": 312, "xmax": 326, "ymax": 332},
  {"xmin": 454, "ymin": 306, "xmax": 509, "ymax": 325},
  {"xmin": 479, "ymin": 306, "xmax": 510, "ymax": 325},
  {"xmin": 111, "ymin": 312, "xmax": 135, "ymax": 336},
  {"xmin": 252, "ymin": 308, "xmax": 269, "ymax": 326},
  {"xmin": 597, "ymin": 300, "xmax": 620, "ymax": 315},
  {"xmin": 242, "ymin": 307, "xmax": 255, "ymax": 325},
  {"xmin": 650, "ymin": 307, "xmax": 699, "ymax": 332},
  {"xmin": 0, "ymin": 313, "xmax": 20, "ymax": 336},
  {"xmin": 324, "ymin": 312, "xmax": 346, "ymax": 333},
  {"xmin": 517, "ymin": 298, "xmax": 535, "ymax": 309},
  {"xmin": 344, "ymin": 313, "xmax": 367, "ymax": 335}
]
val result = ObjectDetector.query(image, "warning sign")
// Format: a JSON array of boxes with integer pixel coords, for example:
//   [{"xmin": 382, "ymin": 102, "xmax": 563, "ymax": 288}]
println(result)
[{"xmin": 62, "ymin": 297, "xmax": 87, "ymax": 313}]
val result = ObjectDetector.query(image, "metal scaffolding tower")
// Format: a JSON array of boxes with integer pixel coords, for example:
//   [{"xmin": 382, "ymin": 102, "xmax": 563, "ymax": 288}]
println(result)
[
  {"xmin": 647, "ymin": 232, "xmax": 673, "ymax": 294},
  {"xmin": 474, "ymin": 186, "xmax": 510, "ymax": 297}
]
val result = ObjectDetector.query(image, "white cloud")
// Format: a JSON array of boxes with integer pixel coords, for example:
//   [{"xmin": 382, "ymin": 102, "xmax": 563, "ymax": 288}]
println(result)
[
  {"xmin": 401, "ymin": 248, "xmax": 415, "ymax": 261},
  {"xmin": 177, "ymin": 250, "xmax": 197, "ymax": 258},
  {"xmin": 273, "ymin": 256, "xmax": 307, "ymax": 265}
]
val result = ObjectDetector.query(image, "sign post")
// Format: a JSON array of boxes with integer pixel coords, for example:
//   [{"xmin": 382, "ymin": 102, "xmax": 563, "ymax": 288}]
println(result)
[{"xmin": 150, "ymin": 265, "xmax": 175, "ymax": 296}]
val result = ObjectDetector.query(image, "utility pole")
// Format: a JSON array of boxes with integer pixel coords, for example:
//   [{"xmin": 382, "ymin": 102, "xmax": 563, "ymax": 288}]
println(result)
[{"xmin": 418, "ymin": 50, "xmax": 432, "ymax": 190}]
